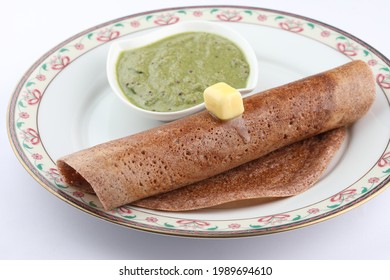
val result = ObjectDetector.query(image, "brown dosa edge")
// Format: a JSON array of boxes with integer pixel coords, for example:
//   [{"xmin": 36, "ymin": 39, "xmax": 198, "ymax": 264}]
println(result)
[
  {"xmin": 56, "ymin": 61, "xmax": 375, "ymax": 210},
  {"xmin": 133, "ymin": 127, "xmax": 346, "ymax": 211}
]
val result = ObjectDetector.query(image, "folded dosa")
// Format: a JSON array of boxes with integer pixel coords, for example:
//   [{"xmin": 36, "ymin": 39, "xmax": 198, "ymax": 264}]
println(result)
[
  {"xmin": 133, "ymin": 127, "xmax": 346, "ymax": 211},
  {"xmin": 57, "ymin": 61, "xmax": 375, "ymax": 210}
]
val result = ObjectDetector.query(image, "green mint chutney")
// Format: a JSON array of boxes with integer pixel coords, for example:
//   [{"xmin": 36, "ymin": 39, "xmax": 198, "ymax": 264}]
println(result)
[{"xmin": 116, "ymin": 32, "xmax": 250, "ymax": 112}]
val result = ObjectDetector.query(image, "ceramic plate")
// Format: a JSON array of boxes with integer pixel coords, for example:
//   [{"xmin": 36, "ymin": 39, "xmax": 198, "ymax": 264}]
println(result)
[{"xmin": 7, "ymin": 6, "xmax": 390, "ymax": 237}]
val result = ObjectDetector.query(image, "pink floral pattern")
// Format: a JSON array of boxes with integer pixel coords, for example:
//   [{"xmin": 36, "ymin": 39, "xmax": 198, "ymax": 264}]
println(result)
[
  {"xmin": 19, "ymin": 112, "xmax": 29, "ymax": 119},
  {"xmin": 378, "ymin": 152, "xmax": 390, "ymax": 167},
  {"xmin": 118, "ymin": 206, "xmax": 132, "ymax": 214},
  {"xmin": 153, "ymin": 13, "xmax": 179, "ymax": 25},
  {"xmin": 228, "ymin": 223, "xmax": 241, "ymax": 229},
  {"xmin": 376, "ymin": 73, "xmax": 390, "ymax": 89},
  {"xmin": 73, "ymin": 191, "xmax": 84, "ymax": 198},
  {"xmin": 9, "ymin": 6, "xmax": 390, "ymax": 237},
  {"xmin": 146, "ymin": 217, "xmax": 158, "ymax": 223},
  {"xmin": 23, "ymin": 89, "xmax": 42, "ymax": 105},
  {"xmin": 31, "ymin": 153, "xmax": 43, "ymax": 160},
  {"xmin": 45, "ymin": 168, "xmax": 64, "ymax": 185},
  {"xmin": 74, "ymin": 43, "xmax": 84, "ymax": 50},
  {"xmin": 307, "ymin": 208, "xmax": 320, "ymax": 214},
  {"xmin": 21, "ymin": 128, "xmax": 40, "ymax": 145},
  {"xmin": 257, "ymin": 14, "xmax": 267, "ymax": 22},
  {"xmin": 193, "ymin": 11, "xmax": 203, "ymax": 17},
  {"xmin": 176, "ymin": 219, "xmax": 211, "ymax": 229},
  {"xmin": 278, "ymin": 20, "xmax": 304, "ymax": 32},
  {"xmin": 36, "ymin": 74, "xmax": 46, "ymax": 81},
  {"xmin": 130, "ymin": 20, "xmax": 140, "ymax": 28},
  {"xmin": 216, "ymin": 10, "xmax": 243, "ymax": 22},
  {"xmin": 321, "ymin": 30, "xmax": 331, "ymax": 37},
  {"xmin": 368, "ymin": 59, "xmax": 378, "ymax": 66},
  {"xmin": 50, "ymin": 55, "xmax": 70, "ymax": 70},
  {"xmin": 330, "ymin": 189, "xmax": 357, "ymax": 203},
  {"xmin": 258, "ymin": 214, "xmax": 290, "ymax": 225},
  {"xmin": 368, "ymin": 177, "xmax": 380, "ymax": 183},
  {"xmin": 337, "ymin": 42, "xmax": 358, "ymax": 56},
  {"xmin": 96, "ymin": 28, "xmax": 120, "ymax": 42}
]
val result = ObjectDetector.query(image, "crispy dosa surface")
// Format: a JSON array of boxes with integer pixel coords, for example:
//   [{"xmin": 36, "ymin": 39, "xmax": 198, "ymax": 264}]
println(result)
[
  {"xmin": 57, "ymin": 61, "xmax": 375, "ymax": 210},
  {"xmin": 133, "ymin": 127, "xmax": 346, "ymax": 211}
]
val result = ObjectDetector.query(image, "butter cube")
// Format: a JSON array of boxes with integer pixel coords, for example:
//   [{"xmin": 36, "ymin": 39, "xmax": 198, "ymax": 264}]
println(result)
[{"xmin": 203, "ymin": 82, "xmax": 244, "ymax": 120}]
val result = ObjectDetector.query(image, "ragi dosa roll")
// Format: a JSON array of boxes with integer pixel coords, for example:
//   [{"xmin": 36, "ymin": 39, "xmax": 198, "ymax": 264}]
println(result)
[
  {"xmin": 133, "ymin": 127, "xmax": 346, "ymax": 211},
  {"xmin": 57, "ymin": 61, "xmax": 375, "ymax": 210}
]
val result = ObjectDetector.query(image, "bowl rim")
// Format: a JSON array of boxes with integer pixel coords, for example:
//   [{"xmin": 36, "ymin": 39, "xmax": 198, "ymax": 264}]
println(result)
[{"xmin": 106, "ymin": 20, "xmax": 259, "ymax": 121}]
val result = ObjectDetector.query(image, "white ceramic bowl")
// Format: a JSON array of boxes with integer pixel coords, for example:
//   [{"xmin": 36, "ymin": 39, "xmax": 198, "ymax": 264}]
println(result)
[{"xmin": 107, "ymin": 20, "xmax": 258, "ymax": 121}]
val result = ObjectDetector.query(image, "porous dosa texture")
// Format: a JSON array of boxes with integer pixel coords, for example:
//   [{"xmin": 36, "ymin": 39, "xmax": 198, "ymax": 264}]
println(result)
[
  {"xmin": 57, "ymin": 61, "xmax": 375, "ymax": 210},
  {"xmin": 133, "ymin": 127, "xmax": 346, "ymax": 211}
]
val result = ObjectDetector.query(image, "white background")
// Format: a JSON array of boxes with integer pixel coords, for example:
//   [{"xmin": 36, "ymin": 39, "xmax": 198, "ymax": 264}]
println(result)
[{"xmin": 1, "ymin": 0, "xmax": 390, "ymax": 259}]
